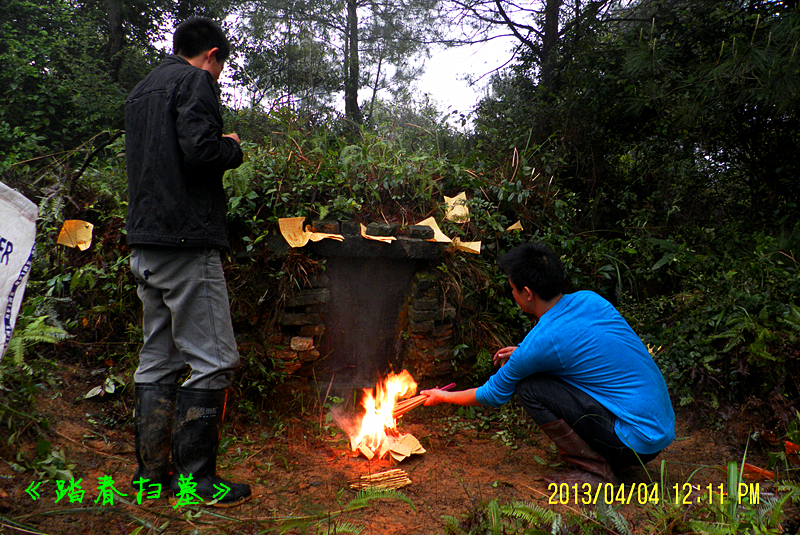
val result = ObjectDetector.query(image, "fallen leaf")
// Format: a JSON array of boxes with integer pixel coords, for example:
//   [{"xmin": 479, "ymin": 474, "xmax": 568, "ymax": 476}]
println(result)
[{"xmin": 84, "ymin": 385, "xmax": 104, "ymax": 399}]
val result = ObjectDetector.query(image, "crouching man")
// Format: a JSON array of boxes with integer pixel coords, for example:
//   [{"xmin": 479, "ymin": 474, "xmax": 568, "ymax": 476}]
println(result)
[
  {"xmin": 125, "ymin": 17, "xmax": 251, "ymax": 505},
  {"xmin": 423, "ymin": 242, "xmax": 675, "ymax": 484}
]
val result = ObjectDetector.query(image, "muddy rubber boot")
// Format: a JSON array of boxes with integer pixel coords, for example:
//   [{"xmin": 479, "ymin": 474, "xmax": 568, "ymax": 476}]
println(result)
[
  {"xmin": 131, "ymin": 383, "xmax": 177, "ymax": 491},
  {"xmin": 539, "ymin": 419, "xmax": 617, "ymax": 484},
  {"xmin": 170, "ymin": 387, "xmax": 251, "ymax": 507}
]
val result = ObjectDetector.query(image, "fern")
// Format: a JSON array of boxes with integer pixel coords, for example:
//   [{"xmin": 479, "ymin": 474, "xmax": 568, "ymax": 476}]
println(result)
[
  {"xmin": 486, "ymin": 499, "xmax": 502, "ymax": 535},
  {"xmin": 500, "ymin": 500, "xmax": 559, "ymax": 526},
  {"xmin": 551, "ymin": 513, "xmax": 564, "ymax": 534},
  {"xmin": 276, "ymin": 489, "xmax": 414, "ymax": 535},
  {"xmin": 345, "ymin": 488, "xmax": 415, "ymax": 512},
  {"xmin": 441, "ymin": 515, "xmax": 461, "ymax": 534},
  {"xmin": 4, "ymin": 315, "xmax": 69, "ymax": 371},
  {"xmin": 594, "ymin": 501, "xmax": 632, "ymax": 535},
  {"xmin": 779, "ymin": 304, "xmax": 800, "ymax": 335},
  {"xmin": 709, "ymin": 306, "xmax": 780, "ymax": 362},
  {"xmin": 686, "ymin": 520, "xmax": 736, "ymax": 535},
  {"xmin": 317, "ymin": 521, "xmax": 364, "ymax": 534},
  {"xmin": 768, "ymin": 484, "xmax": 799, "ymax": 528},
  {"xmin": 709, "ymin": 307, "xmax": 755, "ymax": 353},
  {"xmin": 273, "ymin": 489, "xmax": 413, "ymax": 534}
]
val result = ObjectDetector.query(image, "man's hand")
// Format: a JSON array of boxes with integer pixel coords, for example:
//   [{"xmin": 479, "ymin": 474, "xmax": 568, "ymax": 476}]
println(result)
[
  {"xmin": 420, "ymin": 387, "xmax": 480, "ymax": 407},
  {"xmin": 421, "ymin": 389, "xmax": 444, "ymax": 406},
  {"xmin": 223, "ymin": 133, "xmax": 240, "ymax": 144},
  {"xmin": 493, "ymin": 346, "xmax": 517, "ymax": 367}
]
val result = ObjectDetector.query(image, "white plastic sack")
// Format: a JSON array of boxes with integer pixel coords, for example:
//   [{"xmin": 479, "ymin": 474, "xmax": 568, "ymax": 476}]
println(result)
[{"xmin": 0, "ymin": 181, "xmax": 37, "ymax": 361}]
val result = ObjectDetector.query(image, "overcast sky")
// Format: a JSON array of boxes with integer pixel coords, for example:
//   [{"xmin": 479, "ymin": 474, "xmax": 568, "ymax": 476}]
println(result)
[
  {"xmin": 416, "ymin": 37, "xmax": 516, "ymax": 117},
  {"xmin": 209, "ymin": 31, "xmax": 517, "ymax": 127}
]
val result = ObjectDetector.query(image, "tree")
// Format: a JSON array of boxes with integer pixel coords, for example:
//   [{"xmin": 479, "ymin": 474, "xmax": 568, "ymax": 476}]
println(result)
[
  {"xmin": 232, "ymin": 0, "xmax": 447, "ymax": 126},
  {"xmin": 234, "ymin": 14, "xmax": 341, "ymax": 111},
  {"xmin": 0, "ymin": 0, "xmax": 126, "ymax": 164},
  {"xmin": 0, "ymin": 0, "xmax": 246, "ymax": 166},
  {"xmin": 445, "ymin": 0, "xmax": 616, "ymax": 91},
  {"xmin": 473, "ymin": 0, "xmax": 800, "ymax": 230},
  {"xmin": 73, "ymin": 0, "xmax": 236, "ymax": 82},
  {"xmin": 616, "ymin": 0, "xmax": 800, "ymax": 217}
]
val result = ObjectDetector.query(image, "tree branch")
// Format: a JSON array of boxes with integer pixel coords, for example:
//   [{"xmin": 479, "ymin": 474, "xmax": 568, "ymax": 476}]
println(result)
[{"xmin": 494, "ymin": 0, "xmax": 539, "ymax": 52}]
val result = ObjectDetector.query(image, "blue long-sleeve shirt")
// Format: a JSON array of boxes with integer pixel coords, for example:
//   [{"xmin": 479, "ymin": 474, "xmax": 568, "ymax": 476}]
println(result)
[{"xmin": 476, "ymin": 291, "xmax": 675, "ymax": 454}]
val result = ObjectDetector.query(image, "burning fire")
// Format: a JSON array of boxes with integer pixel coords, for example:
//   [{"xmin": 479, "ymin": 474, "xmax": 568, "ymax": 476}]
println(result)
[{"xmin": 350, "ymin": 370, "xmax": 418, "ymax": 459}]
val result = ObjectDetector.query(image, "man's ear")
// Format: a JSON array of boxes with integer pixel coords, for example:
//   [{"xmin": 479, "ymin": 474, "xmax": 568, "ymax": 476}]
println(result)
[
  {"xmin": 522, "ymin": 286, "xmax": 536, "ymax": 302},
  {"xmin": 205, "ymin": 47, "xmax": 220, "ymax": 62}
]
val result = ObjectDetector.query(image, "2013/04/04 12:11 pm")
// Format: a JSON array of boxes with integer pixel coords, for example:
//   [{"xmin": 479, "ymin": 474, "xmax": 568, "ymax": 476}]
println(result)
[{"xmin": 546, "ymin": 482, "xmax": 761, "ymax": 506}]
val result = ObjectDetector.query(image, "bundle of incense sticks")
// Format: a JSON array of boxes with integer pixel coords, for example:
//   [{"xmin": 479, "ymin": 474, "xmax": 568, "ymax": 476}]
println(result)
[
  {"xmin": 392, "ymin": 383, "xmax": 456, "ymax": 418},
  {"xmin": 349, "ymin": 469, "xmax": 411, "ymax": 490}
]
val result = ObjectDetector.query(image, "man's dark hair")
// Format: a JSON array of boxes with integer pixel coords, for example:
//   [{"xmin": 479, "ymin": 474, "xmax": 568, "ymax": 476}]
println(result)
[
  {"xmin": 499, "ymin": 242, "xmax": 565, "ymax": 301},
  {"xmin": 173, "ymin": 17, "xmax": 231, "ymax": 64}
]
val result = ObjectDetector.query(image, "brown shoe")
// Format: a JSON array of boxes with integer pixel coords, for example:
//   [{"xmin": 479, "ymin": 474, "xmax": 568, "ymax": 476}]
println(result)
[{"xmin": 539, "ymin": 419, "xmax": 617, "ymax": 484}]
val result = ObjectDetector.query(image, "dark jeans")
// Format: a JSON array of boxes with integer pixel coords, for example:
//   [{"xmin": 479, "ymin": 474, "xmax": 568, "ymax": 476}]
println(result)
[{"xmin": 515, "ymin": 374, "xmax": 659, "ymax": 469}]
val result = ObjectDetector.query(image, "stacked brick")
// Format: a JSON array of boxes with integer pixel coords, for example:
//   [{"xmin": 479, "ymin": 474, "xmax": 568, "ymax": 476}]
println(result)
[
  {"xmin": 401, "ymin": 273, "xmax": 458, "ymax": 380},
  {"xmin": 271, "ymin": 277, "xmax": 328, "ymax": 376}
]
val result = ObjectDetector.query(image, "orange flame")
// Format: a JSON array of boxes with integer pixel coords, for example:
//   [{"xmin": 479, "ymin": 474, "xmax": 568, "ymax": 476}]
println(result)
[{"xmin": 352, "ymin": 370, "xmax": 417, "ymax": 456}]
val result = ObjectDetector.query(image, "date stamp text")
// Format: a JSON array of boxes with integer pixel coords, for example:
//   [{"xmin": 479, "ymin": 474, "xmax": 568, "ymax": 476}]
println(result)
[{"xmin": 547, "ymin": 482, "xmax": 762, "ymax": 506}]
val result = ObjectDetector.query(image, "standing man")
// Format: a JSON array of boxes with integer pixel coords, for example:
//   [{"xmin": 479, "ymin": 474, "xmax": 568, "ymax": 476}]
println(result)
[
  {"xmin": 125, "ymin": 17, "xmax": 251, "ymax": 506},
  {"xmin": 423, "ymin": 242, "xmax": 674, "ymax": 484}
]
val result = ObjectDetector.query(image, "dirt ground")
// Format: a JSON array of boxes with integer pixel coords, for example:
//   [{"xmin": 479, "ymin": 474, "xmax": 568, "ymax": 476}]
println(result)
[{"xmin": 0, "ymin": 364, "xmax": 780, "ymax": 535}]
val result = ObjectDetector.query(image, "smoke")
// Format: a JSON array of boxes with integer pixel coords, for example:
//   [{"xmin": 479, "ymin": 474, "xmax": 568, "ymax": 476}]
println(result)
[{"xmin": 329, "ymin": 404, "xmax": 362, "ymax": 439}]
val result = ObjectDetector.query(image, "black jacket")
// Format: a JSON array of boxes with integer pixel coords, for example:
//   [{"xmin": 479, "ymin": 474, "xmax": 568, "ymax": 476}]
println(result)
[{"xmin": 125, "ymin": 55, "xmax": 243, "ymax": 249}]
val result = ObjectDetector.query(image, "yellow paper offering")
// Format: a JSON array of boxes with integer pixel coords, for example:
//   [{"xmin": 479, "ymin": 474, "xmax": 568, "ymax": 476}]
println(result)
[
  {"xmin": 279, "ymin": 217, "xmax": 311, "ymax": 247},
  {"xmin": 57, "ymin": 220, "xmax": 94, "ymax": 251},
  {"xmin": 452, "ymin": 237, "xmax": 481, "ymax": 254},
  {"xmin": 444, "ymin": 192, "xmax": 469, "ymax": 223},
  {"xmin": 360, "ymin": 223, "xmax": 395, "ymax": 243},
  {"xmin": 416, "ymin": 217, "xmax": 451, "ymax": 243},
  {"xmin": 279, "ymin": 217, "xmax": 344, "ymax": 247}
]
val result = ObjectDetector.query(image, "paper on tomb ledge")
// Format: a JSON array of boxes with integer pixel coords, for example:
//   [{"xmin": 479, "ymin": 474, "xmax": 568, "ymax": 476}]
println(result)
[
  {"xmin": 360, "ymin": 223, "xmax": 396, "ymax": 243},
  {"xmin": 279, "ymin": 217, "xmax": 344, "ymax": 248},
  {"xmin": 415, "ymin": 217, "xmax": 451, "ymax": 243}
]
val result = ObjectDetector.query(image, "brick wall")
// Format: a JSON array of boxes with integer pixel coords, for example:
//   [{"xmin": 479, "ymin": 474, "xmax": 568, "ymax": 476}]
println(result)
[{"xmin": 267, "ymin": 219, "xmax": 458, "ymax": 388}]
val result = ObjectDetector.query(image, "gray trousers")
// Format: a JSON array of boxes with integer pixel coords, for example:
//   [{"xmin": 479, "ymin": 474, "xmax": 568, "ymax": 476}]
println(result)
[{"xmin": 130, "ymin": 247, "xmax": 240, "ymax": 389}]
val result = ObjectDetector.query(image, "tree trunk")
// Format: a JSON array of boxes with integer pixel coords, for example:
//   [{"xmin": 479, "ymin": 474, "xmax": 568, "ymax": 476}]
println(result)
[
  {"xmin": 366, "ymin": 45, "xmax": 384, "ymax": 124},
  {"xmin": 105, "ymin": 0, "xmax": 125, "ymax": 81},
  {"xmin": 344, "ymin": 0, "xmax": 363, "ymax": 126},
  {"xmin": 540, "ymin": 0, "xmax": 562, "ymax": 90}
]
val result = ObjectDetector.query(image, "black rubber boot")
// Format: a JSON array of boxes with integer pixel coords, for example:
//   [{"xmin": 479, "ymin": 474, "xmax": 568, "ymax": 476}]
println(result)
[
  {"xmin": 131, "ymin": 383, "xmax": 177, "ymax": 491},
  {"xmin": 539, "ymin": 419, "xmax": 618, "ymax": 484},
  {"xmin": 170, "ymin": 387, "xmax": 251, "ymax": 507}
]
